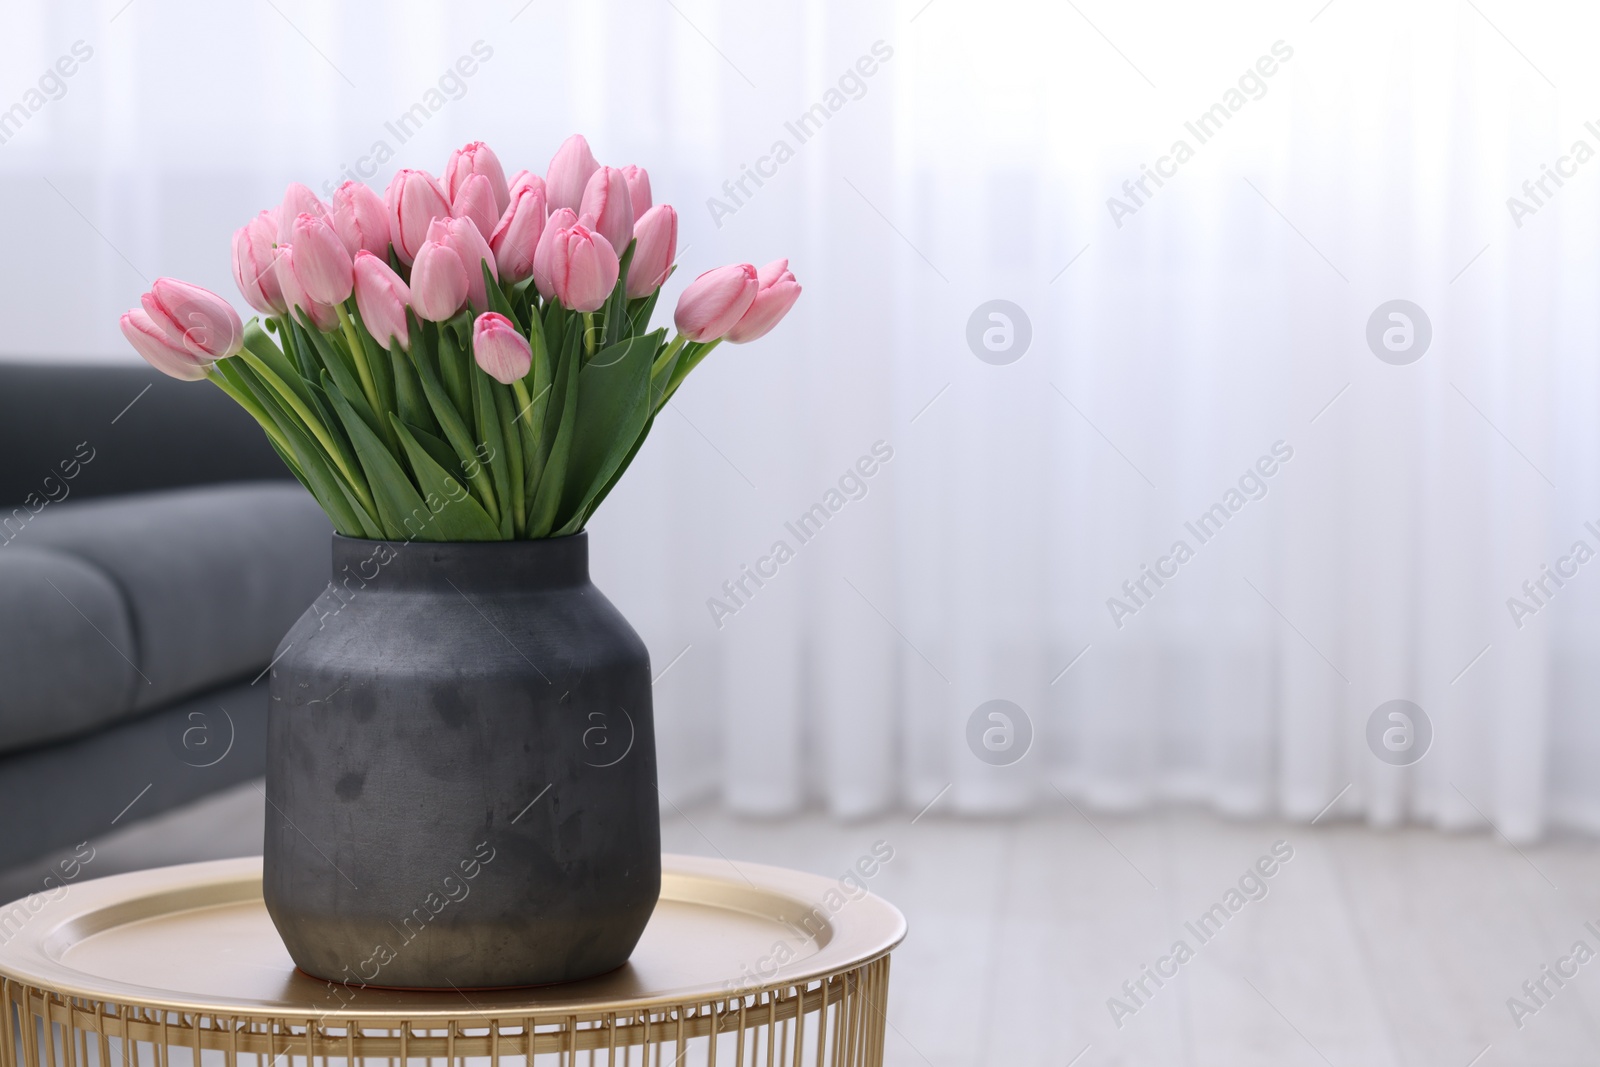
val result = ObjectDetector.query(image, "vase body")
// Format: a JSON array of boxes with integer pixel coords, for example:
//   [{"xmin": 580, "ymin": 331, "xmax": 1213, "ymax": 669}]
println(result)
[{"xmin": 263, "ymin": 532, "xmax": 659, "ymax": 989}]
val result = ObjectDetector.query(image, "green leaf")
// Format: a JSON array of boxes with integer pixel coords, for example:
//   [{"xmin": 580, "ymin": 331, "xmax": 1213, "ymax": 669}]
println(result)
[
  {"xmin": 388, "ymin": 341, "xmax": 435, "ymax": 437},
  {"xmin": 491, "ymin": 383, "xmax": 526, "ymax": 537},
  {"xmin": 473, "ymin": 366, "xmax": 514, "ymax": 539},
  {"xmin": 399, "ymin": 419, "xmax": 461, "ymax": 475},
  {"xmin": 312, "ymin": 316, "xmax": 385, "ymax": 444},
  {"xmin": 526, "ymin": 333, "xmax": 581, "ymax": 537},
  {"xmin": 412, "ymin": 329, "xmax": 501, "ymax": 523},
  {"xmin": 574, "ymin": 411, "xmax": 655, "ymax": 531},
  {"xmin": 347, "ymin": 303, "xmax": 397, "ymax": 429},
  {"xmin": 391, "ymin": 418, "xmax": 502, "ymax": 540},
  {"xmin": 273, "ymin": 315, "xmax": 321, "ymax": 384},
  {"xmin": 551, "ymin": 330, "xmax": 662, "ymax": 533},
  {"xmin": 603, "ymin": 240, "xmax": 636, "ymax": 349},
  {"xmin": 323, "ymin": 373, "xmax": 433, "ymax": 540},
  {"xmin": 482, "ymin": 260, "xmax": 520, "ymax": 328},
  {"xmin": 628, "ymin": 288, "xmax": 663, "ymax": 337},
  {"xmin": 242, "ymin": 320, "xmax": 307, "ymax": 405},
  {"xmin": 439, "ymin": 320, "xmax": 472, "ymax": 416},
  {"xmin": 227, "ymin": 358, "xmax": 376, "ymax": 538}
]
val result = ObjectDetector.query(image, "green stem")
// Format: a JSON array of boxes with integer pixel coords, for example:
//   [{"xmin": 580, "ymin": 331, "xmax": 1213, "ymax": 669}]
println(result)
[
  {"xmin": 237, "ymin": 349, "xmax": 377, "ymax": 517},
  {"xmin": 582, "ymin": 312, "xmax": 597, "ymax": 358},
  {"xmin": 336, "ymin": 303, "xmax": 382, "ymax": 416},
  {"xmin": 206, "ymin": 365, "xmax": 292, "ymax": 458},
  {"xmin": 652, "ymin": 334, "xmax": 688, "ymax": 378}
]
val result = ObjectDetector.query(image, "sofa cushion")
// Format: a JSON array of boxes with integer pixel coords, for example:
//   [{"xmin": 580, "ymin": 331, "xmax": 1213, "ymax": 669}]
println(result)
[
  {"xmin": 10, "ymin": 483, "xmax": 330, "ymax": 742},
  {"xmin": 0, "ymin": 546, "xmax": 139, "ymax": 751},
  {"xmin": 0, "ymin": 676, "xmax": 267, "ymax": 872}
]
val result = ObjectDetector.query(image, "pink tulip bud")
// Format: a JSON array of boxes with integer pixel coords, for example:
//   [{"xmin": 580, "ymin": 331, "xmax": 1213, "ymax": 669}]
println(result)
[
  {"xmin": 275, "ymin": 182, "xmax": 327, "ymax": 244},
  {"xmin": 141, "ymin": 278, "xmax": 244, "ymax": 358},
  {"xmin": 545, "ymin": 134, "xmax": 599, "ymax": 213},
  {"xmin": 578, "ymin": 165, "xmax": 635, "ymax": 256},
  {"xmin": 508, "ymin": 169, "xmax": 545, "ymax": 203},
  {"xmin": 330, "ymin": 181, "xmax": 390, "ymax": 257},
  {"xmin": 232, "ymin": 211, "xmax": 287, "ymax": 315},
  {"xmin": 621, "ymin": 165, "xmax": 651, "ymax": 218},
  {"xmin": 451, "ymin": 172, "xmax": 500, "ymax": 242},
  {"xmin": 626, "ymin": 204, "xmax": 677, "ymax": 299},
  {"xmin": 121, "ymin": 309, "xmax": 211, "ymax": 381},
  {"xmin": 673, "ymin": 264, "xmax": 758, "ymax": 342},
  {"xmin": 445, "ymin": 141, "xmax": 510, "ymax": 217},
  {"xmin": 384, "ymin": 168, "xmax": 451, "ymax": 266},
  {"xmin": 531, "ymin": 207, "xmax": 578, "ymax": 301},
  {"xmin": 289, "ymin": 212, "xmax": 354, "ymax": 305},
  {"xmin": 548, "ymin": 224, "xmax": 619, "ymax": 313},
  {"xmin": 409, "ymin": 240, "xmax": 470, "ymax": 322},
  {"xmin": 426, "ymin": 215, "xmax": 498, "ymax": 312},
  {"xmin": 471, "ymin": 312, "xmax": 532, "ymax": 385},
  {"xmin": 726, "ymin": 259, "xmax": 801, "ymax": 343},
  {"xmin": 274, "ymin": 245, "xmax": 340, "ymax": 332},
  {"xmin": 490, "ymin": 183, "xmax": 548, "ymax": 285},
  {"xmin": 353, "ymin": 251, "xmax": 411, "ymax": 350}
]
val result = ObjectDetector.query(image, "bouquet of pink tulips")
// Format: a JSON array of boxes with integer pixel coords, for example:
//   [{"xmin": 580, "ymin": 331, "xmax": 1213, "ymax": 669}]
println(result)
[{"xmin": 119, "ymin": 136, "xmax": 800, "ymax": 541}]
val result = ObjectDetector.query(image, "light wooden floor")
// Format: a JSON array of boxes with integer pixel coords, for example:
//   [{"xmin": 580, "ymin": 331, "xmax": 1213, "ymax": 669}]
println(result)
[
  {"xmin": 661, "ymin": 806, "xmax": 1600, "ymax": 1067},
  {"xmin": 11, "ymin": 783, "xmax": 1600, "ymax": 1065}
]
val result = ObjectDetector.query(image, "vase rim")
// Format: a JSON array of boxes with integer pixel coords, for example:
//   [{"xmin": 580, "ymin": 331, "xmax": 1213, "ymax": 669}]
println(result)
[{"xmin": 328, "ymin": 531, "xmax": 590, "ymax": 592}]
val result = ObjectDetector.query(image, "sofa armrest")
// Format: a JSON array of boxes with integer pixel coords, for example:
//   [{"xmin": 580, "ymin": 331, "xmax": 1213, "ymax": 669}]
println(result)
[{"xmin": 0, "ymin": 361, "xmax": 292, "ymax": 508}]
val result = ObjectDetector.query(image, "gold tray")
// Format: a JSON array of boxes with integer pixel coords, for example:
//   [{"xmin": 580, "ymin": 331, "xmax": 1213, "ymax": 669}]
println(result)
[{"xmin": 0, "ymin": 853, "xmax": 905, "ymax": 1017}]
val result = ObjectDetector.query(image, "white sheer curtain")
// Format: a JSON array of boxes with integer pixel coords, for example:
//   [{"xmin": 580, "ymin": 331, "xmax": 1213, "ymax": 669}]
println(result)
[{"xmin": 5, "ymin": 0, "xmax": 1598, "ymax": 839}]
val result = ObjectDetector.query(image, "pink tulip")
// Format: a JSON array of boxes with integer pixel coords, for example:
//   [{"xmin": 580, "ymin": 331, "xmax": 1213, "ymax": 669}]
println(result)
[
  {"xmin": 409, "ymin": 240, "xmax": 470, "ymax": 322},
  {"xmin": 444, "ymin": 141, "xmax": 510, "ymax": 217},
  {"xmin": 232, "ymin": 211, "xmax": 286, "ymax": 315},
  {"xmin": 384, "ymin": 168, "xmax": 451, "ymax": 265},
  {"xmin": 490, "ymin": 183, "xmax": 548, "ymax": 284},
  {"xmin": 141, "ymin": 278, "xmax": 244, "ymax": 358},
  {"xmin": 330, "ymin": 181, "xmax": 390, "ymax": 257},
  {"xmin": 451, "ymin": 172, "xmax": 500, "ymax": 242},
  {"xmin": 353, "ymin": 251, "xmax": 410, "ymax": 350},
  {"xmin": 425, "ymin": 216, "xmax": 498, "ymax": 312},
  {"xmin": 578, "ymin": 165, "xmax": 634, "ymax": 256},
  {"xmin": 531, "ymin": 207, "xmax": 578, "ymax": 301},
  {"xmin": 507, "ymin": 169, "xmax": 545, "ymax": 203},
  {"xmin": 621, "ymin": 165, "xmax": 651, "ymax": 218},
  {"xmin": 288, "ymin": 212, "xmax": 354, "ymax": 305},
  {"xmin": 274, "ymin": 245, "xmax": 339, "ymax": 332},
  {"xmin": 471, "ymin": 312, "xmax": 532, "ymax": 384},
  {"xmin": 548, "ymin": 224, "xmax": 619, "ymax": 313},
  {"xmin": 275, "ymin": 183, "xmax": 327, "ymax": 244},
  {"xmin": 545, "ymin": 134, "xmax": 599, "ymax": 213},
  {"xmin": 626, "ymin": 204, "xmax": 676, "ymax": 299},
  {"xmin": 726, "ymin": 259, "xmax": 801, "ymax": 343},
  {"xmin": 673, "ymin": 263, "xmax": 758, "ymax": 342},
  {"xmin": 121, "ymin": 309, "xmax": 211, "ymax": 381}
]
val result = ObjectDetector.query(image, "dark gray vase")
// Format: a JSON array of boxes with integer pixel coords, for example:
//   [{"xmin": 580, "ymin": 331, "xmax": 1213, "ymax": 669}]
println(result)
[{"xmin": 263, "ymin": 532, "xmax": 660, "ymax": 989}]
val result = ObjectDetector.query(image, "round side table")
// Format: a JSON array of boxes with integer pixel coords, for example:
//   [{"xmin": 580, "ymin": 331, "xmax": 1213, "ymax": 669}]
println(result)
[{"xmin": 0, "ymin": 855, "xmax": 904, "ymax": 1067}]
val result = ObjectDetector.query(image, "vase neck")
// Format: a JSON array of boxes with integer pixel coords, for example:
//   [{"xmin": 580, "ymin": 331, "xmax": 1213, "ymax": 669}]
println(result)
[{"xmin": 330, "ymin": 533, "xmax": 590, "ymax": 593}]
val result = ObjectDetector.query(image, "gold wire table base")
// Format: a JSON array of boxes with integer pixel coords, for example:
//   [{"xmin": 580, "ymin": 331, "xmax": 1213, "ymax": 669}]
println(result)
[{"xmin": 0, "ymin": 857, "xmax": 903, "ymax": 1067}]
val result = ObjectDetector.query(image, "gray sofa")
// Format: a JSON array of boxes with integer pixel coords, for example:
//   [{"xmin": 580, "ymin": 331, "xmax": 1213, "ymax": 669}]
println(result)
[{"xmin": 0, "ymin": 363, "xmax": 330, "ymax": 881}]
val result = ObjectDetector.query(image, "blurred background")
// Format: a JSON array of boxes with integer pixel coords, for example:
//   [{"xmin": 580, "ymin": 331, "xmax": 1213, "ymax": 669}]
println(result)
[{"xmin": 5, "ymin": 0, "xmax": 1600, "ymax": 1062}]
